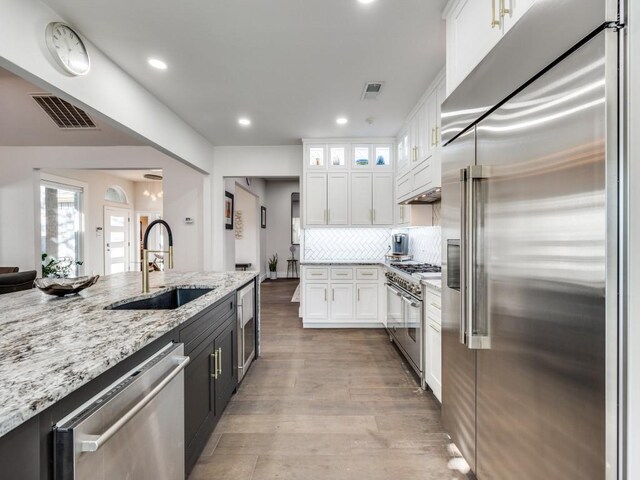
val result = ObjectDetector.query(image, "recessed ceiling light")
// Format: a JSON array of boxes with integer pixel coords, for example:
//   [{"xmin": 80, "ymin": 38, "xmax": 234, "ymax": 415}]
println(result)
[
  {"xmin": 238, "ymin": 118, "xmax": 251, "ymax": 126},
  {"xmin": 336, "ymin": 117, "xmax": 348, "ymax": 125},
  {"xmin": 148, "ymin": 58, "xmax": 167, "ymax": 70},
  {"xmin": 358, "ymin": 0, "xmax": 376, "ymax": 4}
]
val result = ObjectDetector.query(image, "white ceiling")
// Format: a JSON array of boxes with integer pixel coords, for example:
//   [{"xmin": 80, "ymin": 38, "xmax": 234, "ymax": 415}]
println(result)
[
  {"xmin": 95, "ymin": 169, "xmax": 164, "ymax": 183},
  {"xmin": 0, "ymin": 67, "xmax": 142, "ymax": 146},
  {"xmin": 41, "ymin": 0, "xmax": 447, "ymax": 146}
]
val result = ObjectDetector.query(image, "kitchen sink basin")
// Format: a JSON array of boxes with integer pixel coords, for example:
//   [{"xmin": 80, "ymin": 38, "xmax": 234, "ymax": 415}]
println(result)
[{"xmin": 106, "ymin": 288, "xmax": 214, "ymax": 310}]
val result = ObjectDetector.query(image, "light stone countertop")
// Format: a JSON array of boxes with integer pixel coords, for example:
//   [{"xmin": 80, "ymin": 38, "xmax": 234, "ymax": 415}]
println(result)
[
  {"xmin": 422, "ymin": 279, "xmax": 442, "ymax": 291},
  {"xmin": 0, "ymin": 270, "xmax": 257, "ymax": 438}
]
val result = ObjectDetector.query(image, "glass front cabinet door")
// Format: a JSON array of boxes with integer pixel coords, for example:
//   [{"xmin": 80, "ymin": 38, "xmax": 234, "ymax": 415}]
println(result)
[
  {"xmin": 352, "ymin": 145, "xmax": 371, "ymax": 169},
  {"xmin": 328, "ymin": 145, "xmax": 348, "ymax": 169},
  {"xmin": 373, "ymin": 144, "xmax": 392, "ymax": 170},
  {"xmin": 307, "ymin": 144, "xmax": 327, "ymax": 169}
]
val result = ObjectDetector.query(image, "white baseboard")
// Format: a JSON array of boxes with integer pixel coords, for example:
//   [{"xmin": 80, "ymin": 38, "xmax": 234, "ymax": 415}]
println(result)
[{"xmin": 302, "ymin": 322, "xmax": 385, "ymax": 329}]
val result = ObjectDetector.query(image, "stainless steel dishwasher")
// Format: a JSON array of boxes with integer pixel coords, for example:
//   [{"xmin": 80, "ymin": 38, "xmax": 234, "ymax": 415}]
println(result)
[{"xmin": 54, "ymin": 343, "xmax": 190, "ymax": 480}]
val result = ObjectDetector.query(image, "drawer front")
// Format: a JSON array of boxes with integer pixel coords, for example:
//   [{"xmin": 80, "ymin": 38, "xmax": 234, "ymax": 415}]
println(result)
[
  {"xmin": 356, "ymin": 267, "xmax": 378, "ymax": 280},
  {"xmin": 180, "ymin": 293, "xmax": 236, "ymax": 353},
  {"xmin": 426, "ymin": 294, "xmax": 442, "ymax": 325},
  {"xmin": 331, "ymin": 268, "xmax": 354, "ymax": 280},
  {"xmin": 305, "ymin": 267, "xmax": 329, "ymax": 280}
]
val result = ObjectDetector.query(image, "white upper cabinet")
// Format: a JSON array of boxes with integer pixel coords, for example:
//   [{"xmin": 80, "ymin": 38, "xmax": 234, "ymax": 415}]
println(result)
[
  {"xmin": 444, "ymin": 0, "xmax": 537, "ymax": 95},
  {"xmin": 350, "ymin": 173, "xmax": 373, "ymax": 225},
  {"xmin": 303, "ymin": 140, "xmax": 394, "ymax": 227},
  {"xmin": 305, "ymin": 173, "xmax": 328, "ymax": 225},
  {"xmin": 395, "ymin": 73, "xmax": 445, "ymax": 205},
  {"xmin": 327, "ymin": 173, "xmax": 349, "ymax": 225},
  {"xmin": 372, "ymin": 173, "xmax": 394, "ymax": 225}
]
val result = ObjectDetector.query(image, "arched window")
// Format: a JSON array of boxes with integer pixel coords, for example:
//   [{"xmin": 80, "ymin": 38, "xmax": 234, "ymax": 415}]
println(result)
[{"xmin": 105, "ymin": 186, "xmax": 128, "ymax": 204}]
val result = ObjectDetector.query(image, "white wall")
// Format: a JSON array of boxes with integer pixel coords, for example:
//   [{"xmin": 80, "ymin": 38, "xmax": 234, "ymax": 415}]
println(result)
[
  {"xmin": 0, "ymin": 0, "xmax": 214, "ymax": 174},
  {"xmin": 0, "ymin": 146, "xmax": 209, "ymax": 273},
  {"xmin": 134, "ymin": 181, "xmax": 164, "ymax": 213},
  {"xmin": 234, "ymin": 186, "xmax": 258, "ymax": 267},
  {"xmin": 44, "ymin": 169, "xmax": 137, "ymax": 276},
  {"xmin": 212, "ymin": 146, "xmax": 303, "ymax": 271},
  {"xmin": 265, "ymin": 180, "xmax": 300, "ymax": 277},
  {"xmin": 627, "ymin": 1, "xmax": 639, "ymax": 477}
]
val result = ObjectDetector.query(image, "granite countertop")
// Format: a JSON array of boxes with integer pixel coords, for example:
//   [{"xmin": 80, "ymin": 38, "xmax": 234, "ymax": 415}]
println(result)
[
  {"xmin": 300, "ymin": 260, "xmax": 385, "ymax": 266},
  {"xmin": 422, "ymin": 279, "xmax": 442, "ymax": 290},
  {"xmin": 0, "ymin": 270, "xmax": 256, "ymax": 438}
]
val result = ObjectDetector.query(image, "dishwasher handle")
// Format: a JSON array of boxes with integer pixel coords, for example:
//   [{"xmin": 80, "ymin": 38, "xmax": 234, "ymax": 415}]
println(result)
[{"xmin": 80, "ymin": 355, "xmax": 190, "ymax": 453}]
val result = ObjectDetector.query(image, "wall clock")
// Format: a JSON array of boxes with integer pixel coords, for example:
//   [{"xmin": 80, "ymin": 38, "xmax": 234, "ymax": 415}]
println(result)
[{"xmin": 45, "ymin": 22, "xmax": 91, "ymax": 76}]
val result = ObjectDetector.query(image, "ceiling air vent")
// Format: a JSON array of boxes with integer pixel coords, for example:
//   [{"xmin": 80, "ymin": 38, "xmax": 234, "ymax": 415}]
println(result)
[
  {"xmin": 31, "ymin": 94, "xmax": 97, "ymax": 129},
  {"xmin": 361, "ymin": 82, "xmax": 384, "ymax": 100}
]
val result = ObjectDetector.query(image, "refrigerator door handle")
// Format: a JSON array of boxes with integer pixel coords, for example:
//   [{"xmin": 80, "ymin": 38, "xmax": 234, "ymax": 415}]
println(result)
[
  {"xmin": 463, "ymin": 165, "xmax": 492, "ymax": 350},
  {"xmin": 459, "ymin": 168, "xmax": 468, "ymax": 345}
]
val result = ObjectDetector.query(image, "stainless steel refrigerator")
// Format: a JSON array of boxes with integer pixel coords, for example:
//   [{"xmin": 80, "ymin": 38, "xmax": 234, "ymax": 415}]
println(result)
[{"xmin": 441, "ymin": 0, "xmax": 625, "ymax": 478}]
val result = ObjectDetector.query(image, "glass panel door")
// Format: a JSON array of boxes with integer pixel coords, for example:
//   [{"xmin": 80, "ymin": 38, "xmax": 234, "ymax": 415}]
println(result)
[
  {"xmin": 40, "ymin": 181, "xmax": 83, "ymax": 277},
  {"xmin": 104, "ymin": 207, "xmax": 131, "ymax": 275},
  {"xmin": 373, "ymin": 145, "xmax": 392, "ymax": 169}
]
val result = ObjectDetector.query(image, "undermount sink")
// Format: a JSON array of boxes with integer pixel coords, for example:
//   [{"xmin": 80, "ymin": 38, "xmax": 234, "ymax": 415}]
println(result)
[{"xmin": 106, "ymin": 288, "xmax": 214, "ymax": 310}]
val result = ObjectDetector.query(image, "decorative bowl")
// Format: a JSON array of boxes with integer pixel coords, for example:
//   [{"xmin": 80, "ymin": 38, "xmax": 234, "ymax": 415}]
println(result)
[{"xmin": 34, "ymin": 275, "xmax": 100, "ymax": 297}]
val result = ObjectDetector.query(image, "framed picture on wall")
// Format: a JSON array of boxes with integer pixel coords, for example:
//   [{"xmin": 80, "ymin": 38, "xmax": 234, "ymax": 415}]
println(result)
[
  {"xmin": 225, "ymin": 192, "xmax": 234, "ymax": 230},
  {"xmin": 261, "ymin": 206, "xmax": 267, "ymax": 229}
]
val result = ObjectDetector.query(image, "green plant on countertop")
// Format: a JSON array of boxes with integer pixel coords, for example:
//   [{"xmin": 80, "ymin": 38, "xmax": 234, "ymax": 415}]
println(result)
[
  {"xmin": 268, "ymin": 254, "xmax": 278, "ymax": 272},
  {"xmin": 41, "ymin": 253, "xmax": 83, "ymax": 278}
]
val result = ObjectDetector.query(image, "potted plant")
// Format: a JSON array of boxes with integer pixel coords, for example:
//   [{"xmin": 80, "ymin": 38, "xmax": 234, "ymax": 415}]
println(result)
[
  {"xmin": 41, "ymin": 253, "xmax": 83, "ymax": 278},
  {"xmin": 268, "ymin": 254, "xmax": 278, "ymax": 280}
]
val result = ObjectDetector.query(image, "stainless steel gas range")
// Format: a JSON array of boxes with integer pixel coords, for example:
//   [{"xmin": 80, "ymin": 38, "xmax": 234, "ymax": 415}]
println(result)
[{"xmin": 384, "ymin": 262, "xmax": 441, "ymax": 387}]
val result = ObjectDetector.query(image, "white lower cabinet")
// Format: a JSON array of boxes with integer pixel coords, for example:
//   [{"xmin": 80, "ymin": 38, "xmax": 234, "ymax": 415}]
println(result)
[
  {"xmin": 426, "ymin": 320, "xmax": 442, "ymax": 402},
  {"xmin": 424, "ymin": 284, "xmax": 442, "ymax": 401},
  {"xmin": 330, "ymin": 283, "xmax": 354, "ymax": 320},
  {"xmin": 304, "ymin": 283, "xmax": 328, "ymax": 320},
  {"xmin": 302, "ymin": 266, "xmax": 384, "ymax": 327},
  {"xmin": 356, "ymin": 283, "xmax": 378, "ymax": 320}
]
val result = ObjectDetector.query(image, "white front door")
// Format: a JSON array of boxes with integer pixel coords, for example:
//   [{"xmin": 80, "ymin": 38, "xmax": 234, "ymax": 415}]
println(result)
[{"xmin": 104, "ymin": 206, "xmax": 131, "ymax": 275}]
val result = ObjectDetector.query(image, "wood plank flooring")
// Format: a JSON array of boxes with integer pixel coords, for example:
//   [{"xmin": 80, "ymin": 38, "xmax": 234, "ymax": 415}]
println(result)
[{"xmin": 189, "ymin": 279, "xmax": 471, "ymax": 480}]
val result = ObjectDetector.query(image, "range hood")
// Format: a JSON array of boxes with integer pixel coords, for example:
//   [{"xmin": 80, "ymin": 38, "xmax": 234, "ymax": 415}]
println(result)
[{"xmin": 400, "ymin": 187, "xmax": 441, "ymax": 205}]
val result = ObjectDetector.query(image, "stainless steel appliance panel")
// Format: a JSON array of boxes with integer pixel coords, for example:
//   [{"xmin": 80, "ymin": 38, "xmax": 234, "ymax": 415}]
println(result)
[
  {"xmin": 55, "ymin": 343, "xmax": 188, "ymax": 480},
  {"xmin": 237, "ymin": 282, "xmax": 256, "ymax": 381},
  {"xmin": 441, "ymin": 127, "xmax": 478, "ymax": 472},
  {"xmin": 400, "ymin": 294, "xmax": 422, "ymax": 374},
  {"xmin": 474, "ymin": 32, "xmax": 607, "ymax": 479},
  {"xmin": 440, "ymin": 0, "xmax": 609, "ymax": 145}
]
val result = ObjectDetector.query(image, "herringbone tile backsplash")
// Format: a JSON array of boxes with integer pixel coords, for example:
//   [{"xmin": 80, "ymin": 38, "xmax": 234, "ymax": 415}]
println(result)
[
  {"xmin": 405, "ymin": 226, "xmax": 442, "ymax": 266},
  {"xmin": 303, "ymin": 228, "xmax": 392, "ymax": 260}
]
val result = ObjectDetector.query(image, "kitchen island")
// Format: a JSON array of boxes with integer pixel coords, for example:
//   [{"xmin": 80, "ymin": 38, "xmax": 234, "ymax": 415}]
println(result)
[{"xmin": 0, "ymin": 270, "xmax": 258, "ymax": 479}]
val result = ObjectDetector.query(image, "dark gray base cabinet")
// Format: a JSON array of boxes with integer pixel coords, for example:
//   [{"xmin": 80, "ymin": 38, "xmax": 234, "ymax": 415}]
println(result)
[{"xmin": 182, "ymin": 294, "xmax": 238, "ymax": 476}]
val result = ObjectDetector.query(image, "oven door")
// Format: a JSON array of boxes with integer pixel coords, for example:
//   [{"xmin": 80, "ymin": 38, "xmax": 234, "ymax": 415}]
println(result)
[
  {"xmin": 385, "ymin": 283, "xmax": 404, "ymax": 333},
  {"xmin": 399, "ymin": 294, "xmax": 423, "ymax": 374}
]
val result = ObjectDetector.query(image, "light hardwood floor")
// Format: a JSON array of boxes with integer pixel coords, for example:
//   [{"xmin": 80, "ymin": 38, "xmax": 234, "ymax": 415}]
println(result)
[{"xmin": 189, "ymin": 279, "xmax": 471, "ymax": 480}]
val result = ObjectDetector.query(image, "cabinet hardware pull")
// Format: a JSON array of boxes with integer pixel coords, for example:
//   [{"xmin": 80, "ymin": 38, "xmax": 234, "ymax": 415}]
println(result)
[
  {"xmin": 357, "ymin": 288, "xmax": 360, "ymax": 301},
  {"xmin": 217, "ymin": 347, "xmax": 222, "ymax": 375},
  {"xmin": 324, "ymin": 288, "xmax": 327, "ymax": 301},
  {"xmin": 332, "ymin": 288, "xmax": 335, "ymax": 301},
  {"xmin": 361, "ymin": 272, "xmax": 373, "ymax": 276},
  {"xmin": 500, "ymin": 0, "xmax": 510, "ymax": 16},
  {"xmin": 435, "ymin": 126, "xmax": 440, "ymax": 146},
  {"xmin": 211, "ymin": 351, "xmax": 218, "ymax": 379},
  {"xmin": 328, "ymin": 209, "xmax": 331, "ymax": 223},
  {"xmin": 491, "ymin": 0, "xmax": 501, "ymax": 27},
  {"xmin": 373, "ymin": 209, "xmax": 376, "ymax": 223}
]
